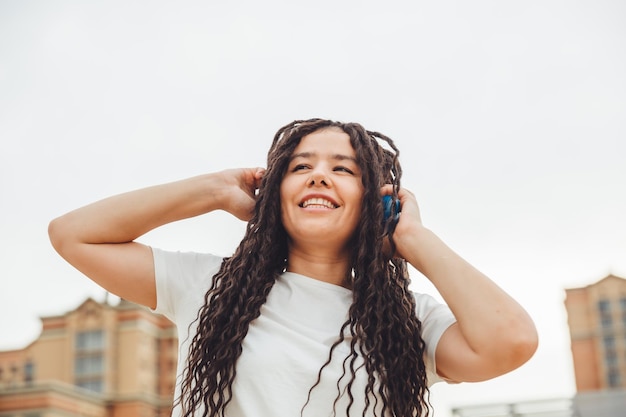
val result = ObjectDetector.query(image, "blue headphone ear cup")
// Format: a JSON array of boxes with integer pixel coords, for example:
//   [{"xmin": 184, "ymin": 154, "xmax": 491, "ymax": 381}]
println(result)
[{"xmin": 382, "ymin": 195, "xmax": 401, "ymax": 223}]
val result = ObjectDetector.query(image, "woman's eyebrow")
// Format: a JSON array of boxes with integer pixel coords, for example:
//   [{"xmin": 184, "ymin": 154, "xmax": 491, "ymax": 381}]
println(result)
[
  {"xmin": 332, "ymin": 154, "xmax": 358, "ymax": 163},
  {"xmin": 289, "ymin": 151, "xmax": 357, "ymax": 163},
  {"xmin": 289, "ymin": 151, "xmax": 313, "ymax": 161}
]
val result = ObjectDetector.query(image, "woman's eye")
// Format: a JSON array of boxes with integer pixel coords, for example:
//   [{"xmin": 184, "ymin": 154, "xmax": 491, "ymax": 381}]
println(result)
[
  {"xmin": 292, "ymin": 164, "xmax": 309, "ymax": 172},
  {"xmin": 334, "ymin": 166, "xmax": 354, "ymax": 174}
]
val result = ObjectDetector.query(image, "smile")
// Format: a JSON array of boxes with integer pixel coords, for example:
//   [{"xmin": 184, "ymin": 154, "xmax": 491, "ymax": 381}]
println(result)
[{"xmin": 299, "ymin": 197, "xmax": 338, "ymax": 209}]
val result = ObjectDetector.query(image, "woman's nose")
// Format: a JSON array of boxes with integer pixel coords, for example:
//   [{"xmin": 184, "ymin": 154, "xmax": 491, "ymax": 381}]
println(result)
[{"xmin": 308, "ymin": 169, "xmax": 331, "ymax": 187}]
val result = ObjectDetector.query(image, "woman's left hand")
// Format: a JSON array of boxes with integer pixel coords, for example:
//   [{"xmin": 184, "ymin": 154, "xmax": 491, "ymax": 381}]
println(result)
[
  {"xmin": 380, "ymin": 185, "xmax": 428, "ymax": 261},
  {"xmin": 380, "ymin": 184, "xmax": 538, "ymax": 383}
]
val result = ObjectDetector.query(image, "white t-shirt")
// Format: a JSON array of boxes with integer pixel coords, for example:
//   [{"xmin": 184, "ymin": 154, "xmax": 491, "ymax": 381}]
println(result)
[{"xmin": 152, "ymin": 248, "xmax": 456, "ymax": 417}]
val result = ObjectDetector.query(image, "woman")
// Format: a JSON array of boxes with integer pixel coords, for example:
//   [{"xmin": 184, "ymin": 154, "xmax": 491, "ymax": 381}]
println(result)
[{"xmin": 49, "ymin": 118, "xmax": 538, "ymax": 417}]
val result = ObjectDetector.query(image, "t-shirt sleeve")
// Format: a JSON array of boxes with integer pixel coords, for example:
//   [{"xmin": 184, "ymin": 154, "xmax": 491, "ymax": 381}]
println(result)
[
  {"xmin": 151, "ymin": 247, "xmax": 224, "ymax": 323},
  {"xmin": 413, "ymin": 292, "xmax": 457, "ymax": 386}
]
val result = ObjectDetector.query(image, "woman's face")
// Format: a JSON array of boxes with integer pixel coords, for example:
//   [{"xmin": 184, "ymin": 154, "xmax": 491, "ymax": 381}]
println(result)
[{"xmin": 280, "ymin": 127, "xmax": 365, "ymax": 251}]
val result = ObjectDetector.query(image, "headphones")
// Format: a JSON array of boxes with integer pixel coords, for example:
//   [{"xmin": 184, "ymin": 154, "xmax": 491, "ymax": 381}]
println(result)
[{"xmin": 382, "ymin": 195, "xmax": 401, "ymax": 225}]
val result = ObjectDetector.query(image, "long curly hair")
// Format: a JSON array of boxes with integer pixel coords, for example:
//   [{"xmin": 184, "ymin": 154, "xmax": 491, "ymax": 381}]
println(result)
[{"xmin": 177, "ymin": 118, "xmax": 430, "ymax": 417}]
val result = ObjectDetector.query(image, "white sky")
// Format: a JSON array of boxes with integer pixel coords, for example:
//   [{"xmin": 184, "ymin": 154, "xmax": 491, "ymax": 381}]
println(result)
[{"xmin": 1, "ymin": 1, "xmax": 625, "ymax": 416}]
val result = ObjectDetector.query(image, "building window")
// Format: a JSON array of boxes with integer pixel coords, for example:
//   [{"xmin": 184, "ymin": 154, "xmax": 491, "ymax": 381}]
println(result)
[
  {"xmin": 608, "ymin": 368, "xmax": 621, "ymax": 388},
  {"xmin": 76, "ymin": 330, "xmax": 104, "ymax": 351},
  {"xmin": 75, "ymin": 356, "xmax": 103, "ymax": 376},
  {"xmin": 606, "ymin": 349, "xmax": 618, "ymax": 367},
  {"xmin": 603, "ymin": 335, "xmax": 616, "ymax": 351},
  {"xmin": 24, "ymin": 361, "xmax": 34, "ymax": 384},
  {"xmin": 598, "ymin": 299, "xmax": 613, "ymax": 328},
  {"xmin": 75, "ymin": 330, "xmax": 104, "ymax": 393},
  {"xmin": 76, "ymin": 379, "xmax": 103, "ymax": 392}
]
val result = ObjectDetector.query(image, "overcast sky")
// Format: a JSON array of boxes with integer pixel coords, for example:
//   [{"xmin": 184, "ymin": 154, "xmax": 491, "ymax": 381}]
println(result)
[{"xmin": 1, "ymin": 1, "xmax": 625, "ymax": 416}]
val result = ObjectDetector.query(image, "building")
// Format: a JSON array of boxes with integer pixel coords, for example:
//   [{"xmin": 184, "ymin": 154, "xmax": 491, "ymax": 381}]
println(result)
[
  {"xmin": 564, "ymin": 274, "xmax": 626, "ymax": 391},
  {"xmin": 0, "ymin": 297, "xmax": 178, "ymax": 417}
]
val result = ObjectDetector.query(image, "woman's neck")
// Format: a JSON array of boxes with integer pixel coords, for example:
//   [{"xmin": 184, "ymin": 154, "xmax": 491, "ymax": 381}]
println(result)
[{"xmin": 286, "ymin": 244, "xmax": 352, "ymax": 288}]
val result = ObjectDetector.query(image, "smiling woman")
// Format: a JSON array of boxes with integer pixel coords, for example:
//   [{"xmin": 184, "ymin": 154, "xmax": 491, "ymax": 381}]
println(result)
[
  {"xmin": 48, "ymin": 118, "xmax": 538, "ymax": 417},
  {"xmin": 280, "ymin": 128, "xmax": 364, "ymax": 268}
]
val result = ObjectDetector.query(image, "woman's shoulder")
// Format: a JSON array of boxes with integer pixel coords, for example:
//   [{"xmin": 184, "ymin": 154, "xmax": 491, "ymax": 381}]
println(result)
[
  {"xmin": 411, "ymin": 291, "xmax": 456, "ymax": 334},
  {"xmin": 151, "ymin": 247, "xmax": 225, "ymax": 317},
  {"xmin": 152, "ymin": 247, "xmax": 224, "ymax": 270}
]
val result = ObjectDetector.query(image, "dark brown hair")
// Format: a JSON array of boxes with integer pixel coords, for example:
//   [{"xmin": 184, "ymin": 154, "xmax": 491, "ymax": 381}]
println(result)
[{"xmin": 178, "ymin": 119, "xmax": 430, "ymax": 417}]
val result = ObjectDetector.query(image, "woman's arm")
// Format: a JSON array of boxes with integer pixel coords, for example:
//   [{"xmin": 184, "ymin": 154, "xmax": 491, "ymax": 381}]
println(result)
[
  {"xmin": 386, "ymin": 186, "xmax": 538, "ymax": 382},
  {"xmin": 48, "ymin": 168, "xmax": 264, "ymax": 309}
]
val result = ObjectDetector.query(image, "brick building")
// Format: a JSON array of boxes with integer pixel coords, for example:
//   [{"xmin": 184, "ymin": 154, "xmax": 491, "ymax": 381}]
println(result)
[
  {"xmin": 0, "ymin": 297, "xmax": 177, "ymax": 417},
  {"xmin": 564, "ymin": 274, "xmax": 626, "ymax": 391}
]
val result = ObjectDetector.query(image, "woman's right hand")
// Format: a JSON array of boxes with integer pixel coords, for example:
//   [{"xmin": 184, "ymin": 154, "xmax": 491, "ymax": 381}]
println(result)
[
  {"xmin": 48, "ymin": 168, "xmax": 265, "ymax": 309},
  {"xmin": 216, "ymin": 168, "xmax": 265, "ymax": 221}
]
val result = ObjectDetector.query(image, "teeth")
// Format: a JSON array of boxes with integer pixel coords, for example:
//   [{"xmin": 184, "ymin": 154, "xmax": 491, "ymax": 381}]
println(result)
[{"xmin": 301, "ymin": 198, "xmax": 337, "ymax": 209}]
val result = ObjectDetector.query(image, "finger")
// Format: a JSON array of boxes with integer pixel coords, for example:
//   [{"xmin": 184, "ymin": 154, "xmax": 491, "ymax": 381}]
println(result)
[
  {"xmin": 253, "ymin": 168, "xmax": 265, "ymax": 190},
  {"xmin": 380, "ymin": 184, "xmax": 394, "ymax": 196},
  {"xmin": 254, "ymin": 167, "xmax": 265, "ymax": 178}
]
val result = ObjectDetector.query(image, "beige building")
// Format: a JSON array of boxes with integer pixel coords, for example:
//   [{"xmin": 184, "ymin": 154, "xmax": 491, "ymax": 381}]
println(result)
[
  {"xmin": 564, "ymin": 274, "xmax": 626, "ymax": 391},
  {"xmin": 0, "ymin": 297, "xmax": 177, "ymax": 417}
]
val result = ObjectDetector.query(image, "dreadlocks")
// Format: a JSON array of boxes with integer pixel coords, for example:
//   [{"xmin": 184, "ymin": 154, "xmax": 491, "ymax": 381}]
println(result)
[{"xmin": 178, "ymin": 118, "xmax": 431, "ymax": 417}]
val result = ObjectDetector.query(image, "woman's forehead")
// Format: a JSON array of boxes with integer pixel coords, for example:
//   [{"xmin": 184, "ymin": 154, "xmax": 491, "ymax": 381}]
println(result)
[{"xmin": 292, "ymin": 127, "xmax": 354, "ymax": 154}]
